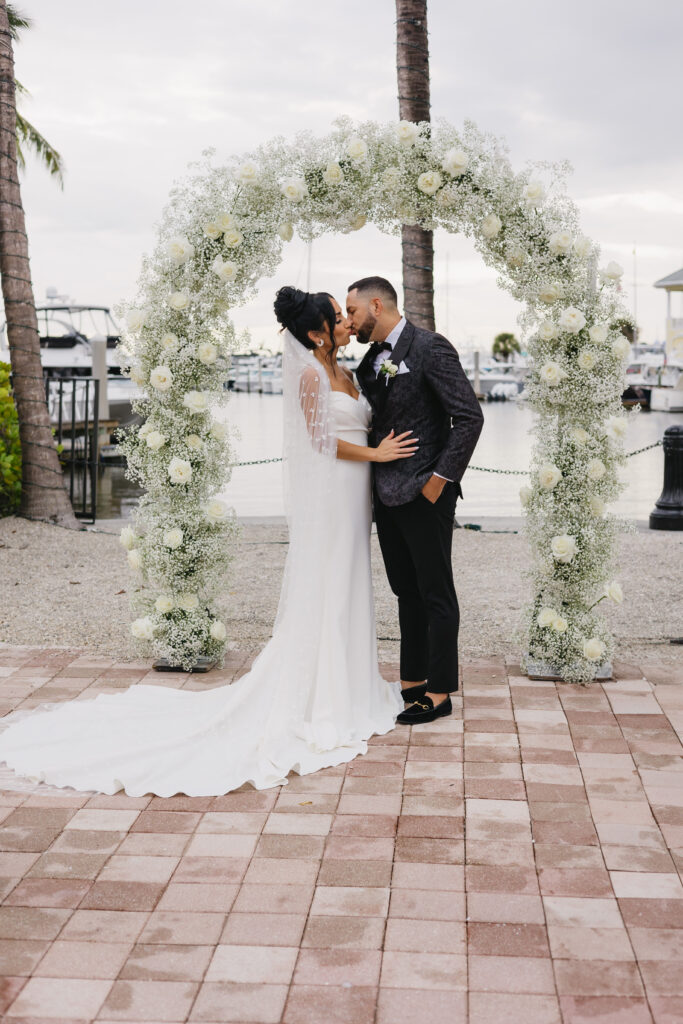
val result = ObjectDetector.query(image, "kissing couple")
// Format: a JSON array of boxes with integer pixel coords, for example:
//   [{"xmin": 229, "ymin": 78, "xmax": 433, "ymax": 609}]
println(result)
[{"xmin": 0, "ymin": 277, "xmax": 483, "ymax": 797}]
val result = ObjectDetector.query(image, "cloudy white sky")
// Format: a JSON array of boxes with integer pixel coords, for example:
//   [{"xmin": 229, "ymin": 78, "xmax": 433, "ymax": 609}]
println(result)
[{"xmin": 13, "ymin": 0, "xmax": 683, "ymax": 356}]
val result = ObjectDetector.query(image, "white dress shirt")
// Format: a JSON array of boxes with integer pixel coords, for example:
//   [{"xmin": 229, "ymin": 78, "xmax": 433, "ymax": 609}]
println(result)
[{"xmin": 372, "ymin": 316, "xmax": 451, "ymax": 483}]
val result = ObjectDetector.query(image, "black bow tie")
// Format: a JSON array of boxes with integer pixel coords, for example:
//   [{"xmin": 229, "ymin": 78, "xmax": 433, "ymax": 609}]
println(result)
[{"xmin": 371, "ymin": 340, "xmax": 392, "ymax": 354}]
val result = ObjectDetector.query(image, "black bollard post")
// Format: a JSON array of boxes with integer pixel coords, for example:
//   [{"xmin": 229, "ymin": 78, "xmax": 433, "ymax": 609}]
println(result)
[{"xmin": 649, "ymin": 425, "xmax": 683, "ymax": 531}]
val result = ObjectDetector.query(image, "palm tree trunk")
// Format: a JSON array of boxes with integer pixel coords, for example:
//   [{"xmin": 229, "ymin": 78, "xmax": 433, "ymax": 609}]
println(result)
[
  {"xmin": 0, "ymin": 0, "xmax": 76, "ymax": 525},
  {"xmin": 396, "ymin": 0, "xmax": 435, "ymax": 331}
]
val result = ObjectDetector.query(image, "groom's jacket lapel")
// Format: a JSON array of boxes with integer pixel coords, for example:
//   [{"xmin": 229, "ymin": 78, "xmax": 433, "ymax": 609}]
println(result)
[
  {"xmin": 356, "ymin": 347, "xmax": 378, "ymax": 405},
  {"xmin": 375, "ymin": 320, "xmax": 416, "ymax": 412}
]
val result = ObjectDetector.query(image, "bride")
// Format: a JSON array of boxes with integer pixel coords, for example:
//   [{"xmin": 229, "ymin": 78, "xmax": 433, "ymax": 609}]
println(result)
[{"xmin": 0, "ymin": 287, "xmax": 418, "ymax": 797}]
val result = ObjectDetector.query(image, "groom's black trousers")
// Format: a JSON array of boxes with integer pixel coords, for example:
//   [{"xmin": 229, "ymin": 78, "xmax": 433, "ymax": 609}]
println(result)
[{"xmin": 374, "ymin": 483, "xmax": 459, "ymax": 694}]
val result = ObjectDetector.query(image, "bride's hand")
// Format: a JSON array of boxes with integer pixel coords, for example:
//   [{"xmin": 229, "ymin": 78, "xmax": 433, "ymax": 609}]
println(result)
[{"xmin": 374, "ymin": 429, "xmax": 419, "ymax": 463}]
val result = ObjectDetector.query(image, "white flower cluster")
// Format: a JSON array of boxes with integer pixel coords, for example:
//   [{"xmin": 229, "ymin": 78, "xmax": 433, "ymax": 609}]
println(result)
[{"xmin": 118, "ymin": 116, "xmax": 629, "ymax": 681}]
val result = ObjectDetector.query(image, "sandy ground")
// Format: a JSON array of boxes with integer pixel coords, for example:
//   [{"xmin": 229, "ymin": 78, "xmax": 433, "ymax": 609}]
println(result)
[{"xmin": 0, "ymin": 515, "xmax": 681, "ymax": 672}]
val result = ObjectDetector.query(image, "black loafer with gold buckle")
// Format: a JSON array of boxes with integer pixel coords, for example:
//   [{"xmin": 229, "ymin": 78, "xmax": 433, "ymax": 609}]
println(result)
[{"xmin": 396, "ymin": 695, "xmax": 452, "ymax": 725}]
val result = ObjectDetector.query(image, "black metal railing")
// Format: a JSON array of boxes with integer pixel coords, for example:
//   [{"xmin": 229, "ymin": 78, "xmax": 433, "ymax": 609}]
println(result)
[{"xmin": 44, "ymin": 375, "xmax": 99, "ymax": 522}]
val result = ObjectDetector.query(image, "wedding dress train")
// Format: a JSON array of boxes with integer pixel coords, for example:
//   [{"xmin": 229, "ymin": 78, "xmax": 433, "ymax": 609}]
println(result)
[{"xmin": 0, "ymin": 383, "xmax": 401, "ymax": 796}]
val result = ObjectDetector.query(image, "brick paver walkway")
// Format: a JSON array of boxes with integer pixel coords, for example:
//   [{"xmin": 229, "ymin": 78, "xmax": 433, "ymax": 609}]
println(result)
[{"xmin": 0, "ymin": 645, "xmax": 682, "ymax": 1023}]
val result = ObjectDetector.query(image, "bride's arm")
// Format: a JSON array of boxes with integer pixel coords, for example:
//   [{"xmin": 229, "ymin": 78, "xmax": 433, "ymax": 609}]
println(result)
[{"xmin": 337, "ymin": 433, "xmax": 418, "ymax": 463}]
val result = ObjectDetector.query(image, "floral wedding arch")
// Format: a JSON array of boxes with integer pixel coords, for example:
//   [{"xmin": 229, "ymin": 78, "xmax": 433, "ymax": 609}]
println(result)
[{"xmin": 117, "ymin": 116, "xmax": 630, "ymax": 681}]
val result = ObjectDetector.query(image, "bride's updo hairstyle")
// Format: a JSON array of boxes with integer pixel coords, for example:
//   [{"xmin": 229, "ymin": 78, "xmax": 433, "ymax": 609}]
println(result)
[{"xmin": 274, "ymin": 286, "xmax": 338, "ymax": 361}]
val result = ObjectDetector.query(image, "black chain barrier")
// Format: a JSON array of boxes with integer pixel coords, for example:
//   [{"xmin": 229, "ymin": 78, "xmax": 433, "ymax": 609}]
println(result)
[{"xmin": 229, "ymin": 440, "xmax": 663, "ymax": 473}]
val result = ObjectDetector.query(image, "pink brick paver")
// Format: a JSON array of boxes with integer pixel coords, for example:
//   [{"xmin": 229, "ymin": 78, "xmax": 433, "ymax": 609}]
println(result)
[{"xmin": 1, "ymin": 645, "xmax": 683, "ymax": 1022}]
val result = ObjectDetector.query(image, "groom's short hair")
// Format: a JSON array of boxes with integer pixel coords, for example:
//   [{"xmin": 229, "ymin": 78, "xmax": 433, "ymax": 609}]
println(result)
[{"xmin": 347, "ymin": 276, "xmax": 398, "ymax": 308}]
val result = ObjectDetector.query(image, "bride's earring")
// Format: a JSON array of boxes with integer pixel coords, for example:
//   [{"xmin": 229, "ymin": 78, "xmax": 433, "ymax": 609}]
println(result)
[{"xmin": 317, "ymin": 339, "xmax": 324, "ymax": 347}]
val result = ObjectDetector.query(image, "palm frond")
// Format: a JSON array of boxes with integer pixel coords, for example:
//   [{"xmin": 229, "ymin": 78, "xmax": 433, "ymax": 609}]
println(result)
[
  {"xmin": 7, "ymin": 3, "xmax": 32, "ymax": 39},
  {"xmin": 15, "ymin": 112, "xmax": 64, "ymax": 187}
]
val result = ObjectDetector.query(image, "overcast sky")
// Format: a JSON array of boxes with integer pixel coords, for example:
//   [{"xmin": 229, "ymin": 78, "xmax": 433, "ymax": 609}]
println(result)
[{"xmin": 12, "ymin": 0, "xmax": 683, "ymax": 355}]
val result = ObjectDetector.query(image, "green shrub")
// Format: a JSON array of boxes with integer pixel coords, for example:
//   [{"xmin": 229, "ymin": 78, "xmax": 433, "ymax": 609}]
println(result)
[{"xmin": 0, "ymin": 362, "xmax": 21, "ymax": 516}]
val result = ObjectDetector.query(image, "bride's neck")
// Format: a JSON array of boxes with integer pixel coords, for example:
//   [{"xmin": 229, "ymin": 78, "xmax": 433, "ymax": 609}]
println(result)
[{"xmin": 313, "ymin": 348, "xmax": 337, "ymax": 372}]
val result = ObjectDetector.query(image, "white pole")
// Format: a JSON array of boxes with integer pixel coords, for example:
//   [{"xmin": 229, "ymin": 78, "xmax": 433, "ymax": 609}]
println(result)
[
  {"xmin": 90, "ymin": 338, "xmax": 109, "ymax": 420},
  {"xmin": 306, "ymin": 241, "xmax": 313, "ymax": 292},
  {"xmin": 632, "ymin": 244, "xmax": 638, "ymax": 345}
]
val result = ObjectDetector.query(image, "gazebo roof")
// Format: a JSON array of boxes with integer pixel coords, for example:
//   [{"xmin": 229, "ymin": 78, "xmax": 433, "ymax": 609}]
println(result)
[{"xmin": 654, "ymin": 267, "xmax": 683, "ymax": 291}]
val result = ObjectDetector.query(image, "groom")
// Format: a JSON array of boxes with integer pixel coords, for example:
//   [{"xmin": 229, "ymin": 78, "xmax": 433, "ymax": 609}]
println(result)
[{"xmin": 347, "ymin": 277, "xmax": 484, "ymax": 724}]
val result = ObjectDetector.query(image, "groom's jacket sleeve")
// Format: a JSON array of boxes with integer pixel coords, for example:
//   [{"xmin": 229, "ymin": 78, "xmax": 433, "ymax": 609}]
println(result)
[{"xmin": 423, "ymin": 334, "xmax": 484, "ymax": 483}]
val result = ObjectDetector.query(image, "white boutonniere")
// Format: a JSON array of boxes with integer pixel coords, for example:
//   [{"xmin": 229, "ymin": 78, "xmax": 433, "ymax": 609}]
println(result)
[{"xmin": 379, "ymin": 358, "xmax": 398, "ymax": 384}]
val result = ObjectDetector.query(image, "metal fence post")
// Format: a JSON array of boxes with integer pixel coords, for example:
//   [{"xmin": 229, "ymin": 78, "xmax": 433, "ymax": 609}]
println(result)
[{"xmin": 649, "ymin": 425, "xmax": 683, "ymax": 531}]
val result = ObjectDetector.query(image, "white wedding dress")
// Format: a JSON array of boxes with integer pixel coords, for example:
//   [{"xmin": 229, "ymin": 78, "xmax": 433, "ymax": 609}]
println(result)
[{"xmin": 0, "ymin": 338, "xmax": 402, "ymax": 797}]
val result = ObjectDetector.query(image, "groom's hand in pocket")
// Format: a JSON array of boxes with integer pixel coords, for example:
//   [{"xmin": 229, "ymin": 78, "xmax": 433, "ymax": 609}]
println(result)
[{"xmin": 421, "ymin": 473, "xmax": 447, "ymax": 504}]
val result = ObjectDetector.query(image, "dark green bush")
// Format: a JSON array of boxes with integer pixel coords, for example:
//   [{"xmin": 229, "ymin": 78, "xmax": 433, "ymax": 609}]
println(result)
[{"xmin": 0, "ymin": 362, "xmax": 21, "ymax": 516}]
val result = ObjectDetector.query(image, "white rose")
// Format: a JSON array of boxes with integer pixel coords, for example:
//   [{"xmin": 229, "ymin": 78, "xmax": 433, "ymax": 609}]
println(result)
[
  {"xmin": 605, "ymin": 581, "xmax": 623, "ymax": 604},
  {"xmin": 205, "ymin": 499, "xmax": 230, "ymax": 523},
  {"xmin": 583, "ymin": 637, "xmax": 606, "ymax": 661},
  {"xmin": 600, "ymin": 261, "xmax": 624, "ymax": 283},
  {"xmin": 131, "ymin": 616, "xmax": 154, "ymax": 640},
  {"xmin": 539, "ymin": 361, "xmax": 566, "ymax": 386},
  {"xmin": 551, "ymin": 534, "xmax": 577, "ymax": 563},
  {"xmin": 150, "ymin": 366, "xmax": 173, "ymax": 392},
  {"xmin": 166, "ymin": 236, "xmax": 195, "ymax": 265},
  {"xmin": 589, "ymin": 494, "xmax": 605, "ymax": 516},
  {"xmin": 519, "ymin": 485, "xmax": 532, "ymax": 507},
  {"xmin": 168, "ymin": 457, "xmax": 192, "ymax": 485},
  {"xmin": 346, "ymin": 136, "xmax": 368, "ymax": 162},
  {"xmin": 538, "ymin": 320, "xmax": 559, "ymax": 342},
  {"xmin": 211, "ymin": 257, "xmax": 238, "ymax": 283},
  {"xmin": 129, "ymin": 365, "xmax": 146, "ymax": 386},
  {"xmin": 396, "ymin": 120, "xmax": 419, "ymax": 146},
  {"xmin": 178, "ymin": 593, "xmax": 199, "ymax": 612},
  {"xmin": 537, "ymin": 607, "xmax": 558, "ymax": 628},
  {"xmin": 202, "ymin": 220, "xmax": 222, "ymax": 240},
  {"xmin": 382, "ymin": 166, "xmax": 401, "ymax": 190},
  {"xmin": 569, "ymin": 426, "xmax": 590, "ymax": 446},
  {"xmin": 280, "ymin": 176, "xmax": 308, "ymax": 202},
  {"xmin": 575, "ymin": 236, "xmax": 593, "ymax": 259},
  {"xmin": 577, "ymin": 349, "xmax": 597, "ymax": 371},
  {"xmin": 163, "ymin": 527, "xmax": 183, "ymax": 549},
  {"xmin": 538, "ymin": 282, "xmax": 564, "ymax": 304},
  {"xmin": 183, "ymin": 390, "xmax": 210, "ymax": 414},
  {"xmin": 442, "ymin": 148, "xmax": 469, "ymax": 176},
  {"xmin": 552, "ymin": 616, "xmax": 568, "ymax": 633},
  {"xmin": 186, "ymin": 433, "xmax": 203, "ymax": 450},
  {"xmin": 210, "ymin": 619, "xmax": 227, "ymax": 642},
  {"xmin": 119, "ymin": 526, "xmax": 136, "ymax": 550},
  {"xmin": 481, "ymin": 213, "xmax": 502, "ymax": 238},
  {"xmin": 168, "ymin": 290, "xmax": 190, "ymax": 311},
  {"xmin": 538, "ymin": 463, "xmax": 562, "ymax": 489},
  {"xmin": 126, "ymin": 308, "xmax": 147, "ymax": 333},
  {"xmin": 587, "ymin": 458, "xmax": 606, "ymax": 481},
  {"xmin": 417, "ymin": 170, "xmax": 443, "ymax": 196},
  {"xmin": 138, "ymin": 421, "xmax": 153, "ymax": 438},
  {"xmin": 155, "ymin": 595, "xmax": 174, "ymax": 614},
  {"xmin": 236, "ymin": 160, "xmax": 258, "ymax": 184},
  {"xmin": 381, "ymin": 358, "xmax": 398, "ymax": 378},
  {"xmin": 559, "ymin": 307, "xmax": 587, "ymax": 334},
  {"xmin": 323, "ymin": 162, "xmax": 344, "ymax": 185},
  {"xmin": 198, "ymin": 342, "xmax": 218, "ymax": 365},
  {"xmin": 145, "ymin": 430, "xmax": 167, "ymax": 451},
  {"xmin": 127, "ymin": 548, "xmax": 142, "ymax": 571},
  {"xmin": 277, "ymin": 222, "xmax": 294, "ymax": 242},
  {"xmin": 222, "ymin": 228, "xmax": 243, "ymax": 249},
  {"xmin": 160, "ymin": 332, "xmax": 179, "ymax": 352},
  {"xmin": 350, "ymin": 214, "xmax": 367, "ymax": 231},
  {"xmin": 523, "ymin": 180, "xmax": 545, "ymax": 206},
  {"xmin": 612, "ymin": 336, "xmax": 631, "ymax": 361},
  {"xmin": 605, "ymin": 415, "xmax": 627, "ymax": 442},
  {"xmin": 210, "ymin": 420, "xmax": 228, "ymax": 441},
  {"xmin": 218, "ymin": 213, "xmax": 237, "ymax": 231},
  {"xmin": 507, "ymin": 245, "xmax": 525, "ymax": 268},
  {"xmin": 588, "ymin": 324, "xmax": 609, "ymax": 344},
  {"xmin": 549, "ymin": 230, "xmax": 573, "ymax": 255}
]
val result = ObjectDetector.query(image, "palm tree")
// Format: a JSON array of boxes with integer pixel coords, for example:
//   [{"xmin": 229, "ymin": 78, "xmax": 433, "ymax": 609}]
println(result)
[
  {"xmin": 492, "ymin": 332, "xmax": 521, "ymax": 363},
  {"xmin": 396, "ymin": 0, "xmax": 435, "ymax": 331},
  {"xmin": 9, "ymin": 4, "xmax": 64, "ymax": 185},
  {"xmin": 0, "ymin": 0, "xmax": 76, "ymax": 524}
]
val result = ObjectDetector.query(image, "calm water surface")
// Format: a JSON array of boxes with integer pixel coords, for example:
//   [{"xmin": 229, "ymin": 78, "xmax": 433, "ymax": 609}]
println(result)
[{"xmin": 97, "ymin": 394, "xmax": 681, "ymax": 520}]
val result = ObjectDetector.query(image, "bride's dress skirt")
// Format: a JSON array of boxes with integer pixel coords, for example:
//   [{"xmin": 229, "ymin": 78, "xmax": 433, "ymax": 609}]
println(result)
[{"xmin": 0, "ymin": 393, "xmax": 402, "ymax": 796}]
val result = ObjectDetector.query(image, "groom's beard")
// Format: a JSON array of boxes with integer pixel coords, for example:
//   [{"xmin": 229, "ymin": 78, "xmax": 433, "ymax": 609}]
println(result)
[{"xmin": 355, "ymin": 313, "xmax": 377, "ymax": 346}]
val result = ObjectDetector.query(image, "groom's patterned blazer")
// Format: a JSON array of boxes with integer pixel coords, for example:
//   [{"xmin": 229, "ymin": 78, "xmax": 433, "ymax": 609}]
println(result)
[{"xmin": 356, "ymin": 320, "xmax": 484, "ymax": 507}]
